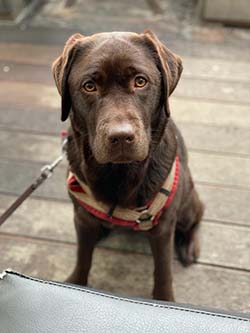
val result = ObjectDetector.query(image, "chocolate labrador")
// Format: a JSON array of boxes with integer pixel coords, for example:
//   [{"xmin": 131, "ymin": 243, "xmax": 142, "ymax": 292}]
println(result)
[{"xmin": 52, "ymin": 30, "xmax": 204, "ymax": 301}]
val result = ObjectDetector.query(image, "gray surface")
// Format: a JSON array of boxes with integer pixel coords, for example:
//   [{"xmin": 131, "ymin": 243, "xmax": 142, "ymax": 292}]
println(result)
[{"xmin": 0, "ymin": 271, "xmax": 249, "ymax": 333}]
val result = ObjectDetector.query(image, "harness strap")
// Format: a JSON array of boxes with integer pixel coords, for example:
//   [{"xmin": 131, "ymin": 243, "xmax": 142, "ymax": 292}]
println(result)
[{"xmin": 67, "ymin": 156, "xmax": 179, "ymax": 231}]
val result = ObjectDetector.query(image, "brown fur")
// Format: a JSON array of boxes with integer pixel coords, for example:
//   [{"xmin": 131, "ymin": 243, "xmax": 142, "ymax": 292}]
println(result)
[{"xmin": 52, "ymin": 30, "xmax": 204, "ymax": 301}]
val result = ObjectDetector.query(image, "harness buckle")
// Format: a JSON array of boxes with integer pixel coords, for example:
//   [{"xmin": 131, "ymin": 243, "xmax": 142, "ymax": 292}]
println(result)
[{"xmin": 136, "ymin": 210, "xmax": 153, "ymax": 224}]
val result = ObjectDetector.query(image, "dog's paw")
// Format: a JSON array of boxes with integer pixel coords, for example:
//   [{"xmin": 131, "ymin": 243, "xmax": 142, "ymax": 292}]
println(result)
[
  {"xmin": 65, "ymin": 270, "xmax": 87, "ymax": 286},
  {"xmin": 175, "ymin": 229, "xmax": 200, "ymax": 267}
]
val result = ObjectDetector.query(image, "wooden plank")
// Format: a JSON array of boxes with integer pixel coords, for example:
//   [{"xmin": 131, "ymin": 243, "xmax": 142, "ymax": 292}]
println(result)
[
  {"xmin": 183, "ymin": 57, "xmax": 250, "ymax": 82},
  {"xmin": 1, "ymin": 148, "xmax": 250, "ymax": 200},
  {"xmin": 172, "ymin": 98, "xmax": 250, "ymax": 128},
  {"xmin": 197, "ymin": 184, "xmax": 250, "ymax": 226},
  {"xmin": 0, "ymin": 160, "xmax": 68, "ymax": 200},
  {"xmin": 98, "ymin": 224, "xmax": 250, "ymax": 271},
  {"xmin": 1, "ymin": 77, "xmax": 250, "ymax": 113},
  {"xmin": 0, "ymin": 82, "xmax": 59, "ymax": 110},
  {"xmin": 179, "ymin": 123, "xmax": 250, "ymax": 156},
  {"xmin": 1, "ymin": 177, "xmax": 250, "ymax": 233},
  {"xmin": 0, "ymin": 196, "xmax": 75, "ymax": 243},
  {"xmin": 0, "ymin": 27, "xmax": 249, "ymax": 62},
  {"xmin": 0, "ymin": 94, "xmax": 250, "ymax": 139},
  {"xmin": 1, "ymin": 195, "xmax": 250, "ymax": 270},
  {"xmin": 1, "ymin": 102, "xmax": 250, "ymax": 152},
  {"xmin": 0, "ymin": 42, "xmax": 61, "ymax": 65},
  {"xmin": 200, "ymin": 223, "xmax": 250, "ymax": 270},
  {"xmin": 1, "ymin": 67, "xmax": 249, "ymax": 105},
  {"xmin": 0, "ymin": 62, "xmax": 53, "ymax": 85},
  {"xmin": 0, "ymin": 235, "xmax": 249, "ymax": 311},
  {"xmin": 1, "ymin": 122, "xmax": 250, "ymax": 167},
  {"xmin": 0, "ymin": 108, "xmax": 63, "ymax": 134},
  {"xmin": 1, "ymin": 154, "xmax": 250, "ymax": 226},
  {"xmin": 0, "ymin": 130, "xmax": 64, "ymax": 163},
  {"xmin": 0, "ymin": 41, "xmax": 249, "ymax": 83},
  {"xmin": 202, "ymin": 0, "xmax": 250, "ymax": 24},
  {"xmin": 1, "ymin": 56, "xmax": 250, "ymax": 85},
  {"xmin": 175, "ymin": 77, "xmax": 250, "ymax": 104},
  {"xmin": 0, "ymin": 128, "xmax": 250, "ymax": 223},
  {"xmin": 0, "ymin": 26, "xmax": 77, "ymax": 47},
  {"xmin": 114, "ymin": 227, "xmax": 249, "ymax": 270},
  {"xmin": 190, "ymin": 151, "xmax": 250, "ymax": 188},
  {"xmin": 2, "ymin": 171, "xmax": 250, "ymax": 229},
  {"xmin": 1, "ymin": 85, "xmax": 250, "ymax": 132}
]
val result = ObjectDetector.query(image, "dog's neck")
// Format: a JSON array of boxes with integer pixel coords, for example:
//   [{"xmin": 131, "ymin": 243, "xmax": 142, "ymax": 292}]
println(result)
[{"xmin": 67, "ymin": 121, "xmax": 177, "ymax": 208}]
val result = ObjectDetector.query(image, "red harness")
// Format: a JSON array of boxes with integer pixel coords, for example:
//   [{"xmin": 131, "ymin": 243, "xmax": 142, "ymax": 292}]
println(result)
[{"xmin": 67, "ymin": 156, "xmax": 179, "ymax": 231}]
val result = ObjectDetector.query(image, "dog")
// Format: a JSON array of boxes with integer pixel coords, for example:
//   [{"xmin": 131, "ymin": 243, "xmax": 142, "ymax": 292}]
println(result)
[{"xmin": 52, "ymin": 30, "xmax": 204, "ymax": 301}]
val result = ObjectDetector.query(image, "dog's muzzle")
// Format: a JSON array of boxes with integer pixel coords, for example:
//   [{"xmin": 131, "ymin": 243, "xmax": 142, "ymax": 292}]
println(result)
[{"xmin": 93, "ymin": 121, "xmax": 149, "ymax": 164}]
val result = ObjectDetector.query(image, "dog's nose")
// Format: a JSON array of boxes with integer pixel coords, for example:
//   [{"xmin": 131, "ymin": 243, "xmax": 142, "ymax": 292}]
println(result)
[{"xmin": 108, "ymin": 123, "xmax": 135, "ymax": 146}]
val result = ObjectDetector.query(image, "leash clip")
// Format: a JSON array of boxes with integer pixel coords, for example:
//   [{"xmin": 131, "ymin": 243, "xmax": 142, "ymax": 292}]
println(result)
[
  {"xmin": 40, "ymin": 133, "xmax": 68, "ymax": 179},
  {"xmin": 41, "ymin": 165, "xmax": 53, "ymax": 179}
]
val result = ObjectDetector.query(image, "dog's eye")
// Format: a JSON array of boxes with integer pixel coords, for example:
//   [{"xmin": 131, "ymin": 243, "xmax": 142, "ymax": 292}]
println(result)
[
  {"xmin": 82, "ymin": 81, "xmax": 97, "ymax": 92},
  {"xmin": 134, "ymin": 76, "xmax": 147, "ymax": 88}
]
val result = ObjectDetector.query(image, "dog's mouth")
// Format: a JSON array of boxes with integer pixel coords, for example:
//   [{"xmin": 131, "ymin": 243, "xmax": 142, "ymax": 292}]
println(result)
[
  {"xmin": 93, "ymin": 147, "xmax": 149, "ymax": 165},
  {"xmin": 110, "ymin": 157, "xmax": 137, "ymax": 164},
  {"xmin": 111, "ymin": 159, "xmax": 133, "ymax": 164},
  {"xmin": 105, "ymin": 150, "xmax": 146, "ymax": 164}
]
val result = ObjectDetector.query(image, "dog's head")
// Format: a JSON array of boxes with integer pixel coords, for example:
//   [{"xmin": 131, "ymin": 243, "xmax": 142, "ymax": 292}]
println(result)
[{"xmin": 52, "ymin": 31, "xmax": 182, "ymax": 164}]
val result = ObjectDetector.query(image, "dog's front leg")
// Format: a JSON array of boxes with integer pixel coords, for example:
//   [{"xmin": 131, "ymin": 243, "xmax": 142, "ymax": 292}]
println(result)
[
  {"xmin": 66, "ymin": 211, "xmax": 102, "ymax": 286},
  {"xmin": 148, "ymin": 219, "xmax": 176, "ymax": 301}
]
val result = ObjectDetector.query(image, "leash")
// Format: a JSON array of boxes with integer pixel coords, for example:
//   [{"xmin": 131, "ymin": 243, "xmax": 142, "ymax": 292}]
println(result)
[{"xmin": 0, "ymin": 132, "xmax": 68, "ymax": 226}]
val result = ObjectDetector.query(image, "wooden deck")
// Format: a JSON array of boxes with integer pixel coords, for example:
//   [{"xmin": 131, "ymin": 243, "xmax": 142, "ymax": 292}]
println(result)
[{"xmin": 0, "ymin": 22, "xmax": 250, "ymax": 312}]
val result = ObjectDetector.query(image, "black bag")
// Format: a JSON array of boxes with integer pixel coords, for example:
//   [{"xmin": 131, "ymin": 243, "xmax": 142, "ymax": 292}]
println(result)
[{"xmin": 0, "ymin": 270, "xmax": 249, "ymax": 333}]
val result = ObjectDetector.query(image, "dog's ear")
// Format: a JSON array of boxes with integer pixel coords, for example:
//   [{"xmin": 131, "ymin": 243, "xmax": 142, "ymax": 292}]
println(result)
[
  {"xmin": 52, "ymin": 33, "xmax": 84, "ymax": 121},
  {"xmin": 143, "ymin": 30, "xmax": 183, "ymax": 117}
]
